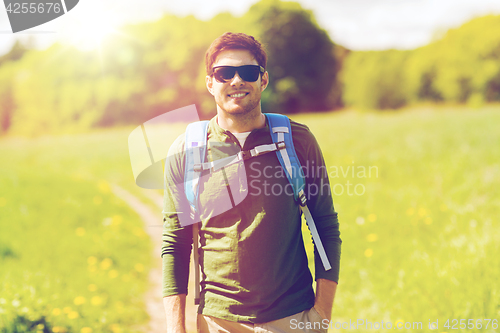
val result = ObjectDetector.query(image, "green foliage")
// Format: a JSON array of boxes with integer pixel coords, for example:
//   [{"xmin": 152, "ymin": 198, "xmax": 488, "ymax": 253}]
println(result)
[
  {"xmin": 0, "ymin": 0, "xmax": 345, "ymax": 135},
  {"xmin": 343, "ymin": 50, "xmax": 410, "ymax": 109},
  {"xmin": 247, "ymin": 0, "xmax": 339, "ymax": 113},
  {"xmin": 0, "ymin": 41, "xmax": 30, "ymax": 66},
  {"xmin": 343, "ymin": 15, "xmax": 500, "ymax": 110}
]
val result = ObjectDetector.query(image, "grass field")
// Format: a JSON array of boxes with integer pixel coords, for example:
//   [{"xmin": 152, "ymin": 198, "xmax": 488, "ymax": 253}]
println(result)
[{"xmin": 1, "ymin": 105, "xmax": 499, "ymax": 332}]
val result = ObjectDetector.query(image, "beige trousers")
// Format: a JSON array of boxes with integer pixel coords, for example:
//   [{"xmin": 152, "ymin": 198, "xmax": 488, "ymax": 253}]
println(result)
[{"xmin": 197, "ymin": 307, "xmax": 328, "ymax": 333}]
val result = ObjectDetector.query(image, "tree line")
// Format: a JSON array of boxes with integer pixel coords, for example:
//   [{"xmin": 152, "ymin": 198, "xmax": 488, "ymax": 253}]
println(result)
[
  {"xmin": 343, "ymin": 14, "xmax": 500, "ymax": 110},
  {"xmin": 0, "ymin": 0, "xmax": 499, "ymax": 135}
]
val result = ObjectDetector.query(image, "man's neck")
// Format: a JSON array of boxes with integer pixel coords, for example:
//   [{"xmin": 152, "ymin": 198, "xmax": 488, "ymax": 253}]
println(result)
[{"xmin": 216, "ymin": 110, "xmax": 266, "ymax": 133}]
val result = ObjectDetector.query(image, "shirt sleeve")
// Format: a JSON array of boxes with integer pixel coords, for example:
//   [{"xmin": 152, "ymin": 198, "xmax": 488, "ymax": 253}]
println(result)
[
  {"xmin": 161, "ymin": 135, "xmax": 194, "ymax": 297},
  {"xmin": 292, "ymin": 122, "xmax": 342, "ymax": 283}
]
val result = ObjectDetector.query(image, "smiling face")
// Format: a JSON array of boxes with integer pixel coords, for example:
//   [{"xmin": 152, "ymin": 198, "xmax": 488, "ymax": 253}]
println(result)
[{"xmin": 206, "ymin": 49, "xmax": 269, "ymax": 118}]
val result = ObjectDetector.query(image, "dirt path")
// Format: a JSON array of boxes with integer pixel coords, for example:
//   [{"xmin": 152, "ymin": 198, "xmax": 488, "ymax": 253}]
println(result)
[{"xmin": 112, "ymin": 185, "xmax": 198, "ymax": 333}]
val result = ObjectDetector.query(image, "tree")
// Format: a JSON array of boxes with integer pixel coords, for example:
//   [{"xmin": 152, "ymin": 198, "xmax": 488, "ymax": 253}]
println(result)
[{"xmin": 246, "ymin": 0, "xmax": 340, "ymax": 113}]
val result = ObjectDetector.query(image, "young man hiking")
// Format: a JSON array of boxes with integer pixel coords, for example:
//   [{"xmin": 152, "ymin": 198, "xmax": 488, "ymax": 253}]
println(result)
[{"xmin": 162, "ymin": 32, "xmax": 341, "ymax": 333}]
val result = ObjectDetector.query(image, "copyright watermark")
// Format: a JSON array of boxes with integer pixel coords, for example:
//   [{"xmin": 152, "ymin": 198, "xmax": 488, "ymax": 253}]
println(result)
[
  {"xmin": 3, "ymin": 0, "xmax": 79, "ymax": 33},
  {"xmin": 249, "ymin": 160, "xmax": 378, "ymax": 198},
  {"xmin": 291, "ymin": 318, "xmax": 424, "ymax": 330}
]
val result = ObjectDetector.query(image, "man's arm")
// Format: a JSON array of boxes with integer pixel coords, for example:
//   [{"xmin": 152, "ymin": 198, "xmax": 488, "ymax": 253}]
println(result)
[
  {"xmin": 162, "ymin": 136, "xmax": 192, "ymax": 333},
  {"xmin": 163, "ymin": 294, "xmax": 187, "ymax": 333},
  {"xmin": 314, "ymin": 278, "xmax": 338, "ymax": 321},
  {"xmin": 291, "ymin": 122, "xmax": 341, "ymax": 319}
]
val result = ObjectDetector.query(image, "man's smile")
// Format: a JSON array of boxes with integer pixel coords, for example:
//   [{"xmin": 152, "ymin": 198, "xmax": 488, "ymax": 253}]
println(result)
[{"xmin": 228, "ymin": 92, "xmax": 249, "ymax": 99}]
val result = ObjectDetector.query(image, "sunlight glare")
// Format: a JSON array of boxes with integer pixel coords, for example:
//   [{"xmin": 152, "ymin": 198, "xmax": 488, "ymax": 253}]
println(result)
[{"xmin": 61, "ymin": 9, "xmax": 121, "ymax": 52}]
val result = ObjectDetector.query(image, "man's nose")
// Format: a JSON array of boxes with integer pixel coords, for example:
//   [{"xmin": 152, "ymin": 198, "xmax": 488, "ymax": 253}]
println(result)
[{"xmin": 230, "ymin": 71, "xmax": 245, "ymax": 85}]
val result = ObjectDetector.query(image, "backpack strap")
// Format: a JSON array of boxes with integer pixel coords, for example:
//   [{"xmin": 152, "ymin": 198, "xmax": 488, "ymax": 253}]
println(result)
[
  {"xmin": 266, "ymin": 113, "xmax": 306, "ymax": 203},
  {"xmin": 184, "ymin": 120, "xmax": 209, "ymax": 221},
  {"xmin": 265, "ymin": 113, "xmax": 331, "ymax": 271},
  {"xmin": 184, "ymin": 120, "xmax": 209, "ymax": 305}
]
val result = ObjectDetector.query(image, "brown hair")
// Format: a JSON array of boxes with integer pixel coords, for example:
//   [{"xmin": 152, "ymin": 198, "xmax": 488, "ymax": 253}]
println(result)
[{"xmin": 205, "ymin": 32, "xmax": 267, "ymax": 75}]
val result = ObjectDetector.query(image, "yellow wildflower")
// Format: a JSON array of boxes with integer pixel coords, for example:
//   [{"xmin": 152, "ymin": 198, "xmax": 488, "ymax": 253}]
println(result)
[
  {"xmin": 134, "ymin": 263, "xmax": 144, "ymax": 272},
  {"xmin": 133, "ymin": 227, "xmax": 145, "ymax": 238},
  {"xmin": 100, "ymin": 258, "xmax": 113, "ymax": 270},
  {"xmin": 112, "ymin": 215, "xmax": 122, "ymax": 225},
  {"xmin": 87, "ymin": 256, "xmax": 97, "ymax": 265},
  {"xmin": 74, "ymin": 296, "xmax": 86, "ymax": 305},
  {"xmin": 110, "ymin": 324, "xmax": 121, "ymax": 333},
  {"xmin": 364, "ymin": 248, "xmax": 373, "ymax": 258},
  {"xmin": 98, "ymin": 180, "xmax": 110, "ymax": 193},
  {"xmin": 366, "ymin": 234, "xmax": 378, "ymax": 242},
  {"xmin": 418, "ymin": 208, "xmax": 427, "ymax": 217},
  {"xmin": 109, "ymin": 270, "xmax": 119, "ymax": 279},
  {"xmin": 81, "ymin": 327, "xmax": 93, "ymax": 333},
  {"xmin": 91, "ymin": 296, "xmax": 103, "ymax": 306},
  {"xmin": 67, "ymin": 311, "xmax": 79, "ymax": 319}
]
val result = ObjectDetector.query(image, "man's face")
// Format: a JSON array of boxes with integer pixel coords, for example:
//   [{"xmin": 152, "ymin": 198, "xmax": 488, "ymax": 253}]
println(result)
[{"xmin": 206, "ymin": 49, "xmax": 269, "ymax": 117}]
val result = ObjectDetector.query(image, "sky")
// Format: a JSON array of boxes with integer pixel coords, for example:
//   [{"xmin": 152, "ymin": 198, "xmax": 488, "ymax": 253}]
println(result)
[{"xmin": 1, "ymin": 0, "xmax": 500, "ymax": 55}]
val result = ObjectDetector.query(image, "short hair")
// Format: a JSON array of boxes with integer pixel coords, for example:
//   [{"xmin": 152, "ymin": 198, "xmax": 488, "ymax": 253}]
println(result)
[{"xmin": 205, "ymin": 32, "xmax": 267, "ymax": 75}]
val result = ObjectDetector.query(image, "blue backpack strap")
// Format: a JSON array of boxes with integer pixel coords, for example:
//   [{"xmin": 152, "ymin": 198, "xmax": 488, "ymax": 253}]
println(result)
[
  {"xmin": 265, "ymin": 113, "xmax": 331, "ymax": 271},
  {"xmin": 184, "ymin": 120, "xmax": 210, "ymax": 221},
  {"xmin": 265, "ymin": 113, "xmax": 306, "ymax": 203}
]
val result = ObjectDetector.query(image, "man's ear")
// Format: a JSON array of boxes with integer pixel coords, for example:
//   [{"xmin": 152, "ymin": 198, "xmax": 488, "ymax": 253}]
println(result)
[
  {"xmin": 206, "ymin": 75, "xmax": 214, "ymax": 96},
  {"xmin": 260, "ymin": 71, "xmax": 269, "ymax": 92}
]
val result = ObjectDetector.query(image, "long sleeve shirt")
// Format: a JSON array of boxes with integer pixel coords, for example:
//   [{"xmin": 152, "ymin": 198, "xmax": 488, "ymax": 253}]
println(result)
[{"xmin": 161, "ymin": 114, "xmax": 341, "ymax": 323}]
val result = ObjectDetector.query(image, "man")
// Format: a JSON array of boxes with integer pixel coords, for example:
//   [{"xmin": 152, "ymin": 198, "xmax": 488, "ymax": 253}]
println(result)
[{"xmin": 162, "ymin": 32, "xmax": 341, "ymax": 333}]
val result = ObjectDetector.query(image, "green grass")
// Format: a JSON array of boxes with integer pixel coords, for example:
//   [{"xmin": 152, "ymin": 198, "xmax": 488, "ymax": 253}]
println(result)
[
  {"xmin": 293, "ymin": 105, "xmax": 500, "ymax": 332},
  {"xmin": 0, "ymin": 128, "xmax": 156, "ymax": 333},
  {"xmin": 1, "ymin": 105, "xmax": 499, "ymax": 332}
]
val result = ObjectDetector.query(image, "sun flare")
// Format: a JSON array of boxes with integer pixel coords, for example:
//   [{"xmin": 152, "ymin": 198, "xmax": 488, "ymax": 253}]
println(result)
[{"xmin": 60, "ymin": 7, "xmax": 122, "ymax": 52}]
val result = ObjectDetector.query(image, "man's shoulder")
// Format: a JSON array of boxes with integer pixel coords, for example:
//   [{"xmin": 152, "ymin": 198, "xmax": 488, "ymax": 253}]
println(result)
[
  {"xmin": 167, "ymin": 132, "xmax": 186, "ymax": 157},
  {"xmin": 289, "ymin": 118, "xmax": 316, "ymax": 143}
]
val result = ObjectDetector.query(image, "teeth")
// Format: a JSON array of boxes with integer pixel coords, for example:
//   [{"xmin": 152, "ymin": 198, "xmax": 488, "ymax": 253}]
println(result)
[{"xmin": 230, "ymin": 93, "xmax": 246, "ymax": 98}]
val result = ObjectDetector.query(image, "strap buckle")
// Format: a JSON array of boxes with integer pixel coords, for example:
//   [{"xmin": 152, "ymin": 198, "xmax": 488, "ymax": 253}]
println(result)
[
  {"xmin": 276, "ymin": 141, "xmax": 286, "ymax": 150},
  {"xmin": 190, "ymin": 206, "xmax": 197, "ymax": 220},
  {"xmin": 238, "ymin": 150, "xmax": 252, "ymax": 160},
  {"xmin": 298, "ymin": 189, "xmax": 307, "ymax": 207},
  {"xmin": 193, "ymin": 164, "xmax": 202, "ymax": 172}
]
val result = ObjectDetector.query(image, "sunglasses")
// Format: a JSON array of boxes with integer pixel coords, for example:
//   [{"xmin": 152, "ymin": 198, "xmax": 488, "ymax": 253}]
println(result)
[{"xmin": 211, "ymin": 65, "xmax": 265, "ymax": 83}]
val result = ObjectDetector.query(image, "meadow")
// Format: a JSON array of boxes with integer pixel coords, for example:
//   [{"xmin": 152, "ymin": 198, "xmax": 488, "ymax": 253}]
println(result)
[{"xmin": 1, "ymin": 105, "xmax": 499, "ymax": 332}]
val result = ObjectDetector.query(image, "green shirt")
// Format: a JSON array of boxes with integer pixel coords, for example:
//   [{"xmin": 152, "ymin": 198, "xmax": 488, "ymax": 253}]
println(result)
[{"xmin": 162, "ymin": 114, "xmax": 341, "ymax": 323}]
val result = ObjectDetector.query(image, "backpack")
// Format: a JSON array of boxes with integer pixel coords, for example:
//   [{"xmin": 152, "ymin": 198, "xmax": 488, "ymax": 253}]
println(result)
[{"xmin": 184, "ymin": 113, "xmax": 331, "ymax": 304}]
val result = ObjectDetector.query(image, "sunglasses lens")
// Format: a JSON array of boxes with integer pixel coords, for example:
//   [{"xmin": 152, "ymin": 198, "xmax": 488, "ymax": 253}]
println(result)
[
  {"xmin": 238, "ymin": 66, "xmax": 260, "ymax": 82},
  {"xmin": 214, "ymin": 67, "xmax": 237, "ymax": 82},
  {"xmin": 212, "ymin": 66, "xmax": 262, "ymax": 83}
]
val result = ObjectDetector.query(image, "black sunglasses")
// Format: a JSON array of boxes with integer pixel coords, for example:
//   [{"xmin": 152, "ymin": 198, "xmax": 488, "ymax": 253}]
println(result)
[{"xmin": 211, "ymin": 65, "xmax": 265, "ymax": 83}]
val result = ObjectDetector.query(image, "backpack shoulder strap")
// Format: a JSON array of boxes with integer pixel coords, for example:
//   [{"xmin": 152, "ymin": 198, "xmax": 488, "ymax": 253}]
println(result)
[
  {"xmin": 184, "ymin": 121, "xmax": 208, "ymax": 305},
  {"xmin": 265, "ymin": 113, "xmax": 331, "ymax": 271},
  {"xmin": 265, "ymin": 113, "xmax": 306, "ymax": 204},
  {"xmin": 184, "ymin": 120, "xmax": 210, "ymax": 221}
]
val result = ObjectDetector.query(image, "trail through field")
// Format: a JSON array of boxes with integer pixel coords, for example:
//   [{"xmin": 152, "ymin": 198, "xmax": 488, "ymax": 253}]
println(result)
[{"xmin": 112, "ymin": 185, "xmax": 198, "ymax": 333}]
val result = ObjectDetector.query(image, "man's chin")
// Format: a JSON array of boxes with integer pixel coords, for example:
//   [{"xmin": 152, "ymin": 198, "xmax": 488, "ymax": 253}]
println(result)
[{"xmin": 222, "ymin": 106, "xmax": 251, "ymax": 115}]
